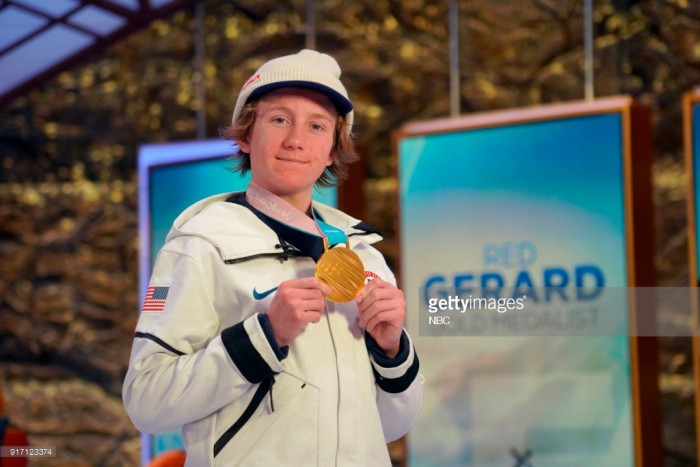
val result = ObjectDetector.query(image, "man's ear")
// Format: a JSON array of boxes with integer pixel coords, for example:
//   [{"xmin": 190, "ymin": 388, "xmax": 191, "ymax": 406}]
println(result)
[{"xmin": 237, "ymin": 137, "xmax": 250, "ymax": 153}]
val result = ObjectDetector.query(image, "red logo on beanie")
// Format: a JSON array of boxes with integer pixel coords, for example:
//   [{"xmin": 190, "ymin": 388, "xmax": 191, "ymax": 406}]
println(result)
[{"xmin": 243, "ymin": 74, "xmax": 261, "ymax": 90}]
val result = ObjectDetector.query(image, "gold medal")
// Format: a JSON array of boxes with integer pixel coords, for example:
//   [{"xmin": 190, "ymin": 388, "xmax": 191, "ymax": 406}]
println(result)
[{"xmin": 315, "ymin": 243, "xmax": 365, "ymax": 303}]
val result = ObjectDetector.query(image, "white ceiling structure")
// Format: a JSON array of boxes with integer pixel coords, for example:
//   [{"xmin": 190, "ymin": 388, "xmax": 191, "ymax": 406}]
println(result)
[{"xmin": 0, "ymin": 0, "xmax": 201, "ymax": 107}]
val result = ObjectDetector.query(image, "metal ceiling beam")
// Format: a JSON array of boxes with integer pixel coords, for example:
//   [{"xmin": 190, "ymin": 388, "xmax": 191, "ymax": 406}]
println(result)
[{"xmin": 0, "ymin": 0, "xmax": 202, "ymax": 108}]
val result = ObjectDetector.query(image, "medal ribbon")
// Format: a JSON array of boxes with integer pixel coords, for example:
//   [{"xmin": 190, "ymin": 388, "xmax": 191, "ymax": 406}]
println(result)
[
  {"xmin": 246, "ymin": 183, "xmax": 361, "ymax": 302},
  {"xmin": 246, "ymin": 182, "xmax": 347, "ymax": 248}
]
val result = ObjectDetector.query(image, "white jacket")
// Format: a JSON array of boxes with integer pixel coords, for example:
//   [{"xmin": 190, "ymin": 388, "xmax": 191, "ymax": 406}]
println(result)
[{"xmin": 123, "ymin": 193, "xmax": 424, "ymax": 466}]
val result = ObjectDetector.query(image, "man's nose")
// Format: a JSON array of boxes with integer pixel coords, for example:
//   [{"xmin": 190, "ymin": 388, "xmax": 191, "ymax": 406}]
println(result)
[{"xmin": 284, "ymin": 125, "xmax": 304, "ymax": 149}]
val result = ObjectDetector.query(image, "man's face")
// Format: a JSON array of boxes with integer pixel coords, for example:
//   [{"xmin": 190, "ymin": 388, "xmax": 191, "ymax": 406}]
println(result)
[{"xmin": 238, "ymin": 87, "xmax": 337, "ymax": 208}]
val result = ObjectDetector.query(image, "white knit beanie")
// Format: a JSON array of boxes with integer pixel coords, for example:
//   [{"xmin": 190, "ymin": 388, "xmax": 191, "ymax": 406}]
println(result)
[{"xmin": 231, "ymin": 49, "xmax": 354, "ymax": 132}]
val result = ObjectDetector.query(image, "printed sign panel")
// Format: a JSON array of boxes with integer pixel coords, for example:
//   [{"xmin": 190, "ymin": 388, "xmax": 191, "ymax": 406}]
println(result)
[
  {"xmin": 683, "ymin": 91, "xmax": 700, "ymax": 465},
  {"xmin": 398, "ymin": 98, "xmax": 656, "ymax": 466}
]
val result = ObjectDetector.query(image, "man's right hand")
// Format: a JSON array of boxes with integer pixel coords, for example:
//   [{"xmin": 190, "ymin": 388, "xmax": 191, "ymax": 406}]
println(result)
[{"xmin": 266, "ymin": 277, "xmax": 331, "ymax": 347}]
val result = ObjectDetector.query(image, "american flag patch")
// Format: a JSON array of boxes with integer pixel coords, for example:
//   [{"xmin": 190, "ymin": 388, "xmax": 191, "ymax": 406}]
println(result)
[{"xmin": 142, "ymin": 286, "xmax": 169, "ymax": 312}]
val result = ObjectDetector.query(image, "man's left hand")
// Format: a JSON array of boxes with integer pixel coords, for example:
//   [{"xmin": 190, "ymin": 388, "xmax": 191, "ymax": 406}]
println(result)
[{"xmin": 355, "ymin": 277, "xmax": 405, "ymax": 358}]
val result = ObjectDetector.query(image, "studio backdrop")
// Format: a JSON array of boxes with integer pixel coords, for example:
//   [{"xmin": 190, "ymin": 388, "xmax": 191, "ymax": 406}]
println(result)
[{"xmin": 396, "ymin": 96, "xmax": 660, "ymax": 467}]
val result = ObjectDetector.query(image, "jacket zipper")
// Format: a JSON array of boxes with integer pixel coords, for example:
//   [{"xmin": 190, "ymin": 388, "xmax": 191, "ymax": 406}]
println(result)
[
  {"xmin": 213, "ymin": 377, "xmax": 274, "ymax": 458},
  {"xmin": 223, "ymin": 230, "xmax": 375, "ymax": 265},
  {"xmin": 224, "ymin": 242, "xmax": 307, "ymax": 265},
  {"xmin": 224, "ymin": 252, "xmax": 292, "ymax": 264}
]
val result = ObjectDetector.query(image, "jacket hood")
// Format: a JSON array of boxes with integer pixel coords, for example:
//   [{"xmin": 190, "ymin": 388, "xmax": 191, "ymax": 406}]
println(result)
[{"xmin": 165, "ymin": 191, "xmax": 382, "ymax": 262}]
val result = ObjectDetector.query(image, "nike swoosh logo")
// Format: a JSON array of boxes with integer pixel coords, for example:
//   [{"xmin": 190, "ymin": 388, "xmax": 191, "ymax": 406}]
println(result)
[{"xmin": 253, "ymin": 286, "xmax": 278, "ymax": 300}]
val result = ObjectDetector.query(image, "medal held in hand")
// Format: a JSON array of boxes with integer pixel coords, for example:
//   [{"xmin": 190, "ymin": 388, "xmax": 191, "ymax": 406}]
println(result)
[{"xmin": 315, "ymin": 243, "xmax": 365, "ymax": 303}]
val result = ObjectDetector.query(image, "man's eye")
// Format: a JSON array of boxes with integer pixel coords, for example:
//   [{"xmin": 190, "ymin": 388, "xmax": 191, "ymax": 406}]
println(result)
[
  {"xmin": 310, "ymin": 123, "xmax": 324, "ymax": 131},
  {"xmin": 273, "ymin": 117, "xmax": 287, "ymax": 124}
]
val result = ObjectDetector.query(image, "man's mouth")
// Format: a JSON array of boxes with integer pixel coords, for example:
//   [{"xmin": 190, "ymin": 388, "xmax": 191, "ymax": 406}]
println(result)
[{"xmin": 276, "ymin": 156, "xmax": 307, "ymax": 164}]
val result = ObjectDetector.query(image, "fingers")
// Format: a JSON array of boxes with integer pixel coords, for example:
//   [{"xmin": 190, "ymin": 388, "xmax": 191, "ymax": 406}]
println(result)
[
  {"xmin": 354, "ymin": 279, "xmax": 405, "ymax": 356},
  {"xmin": 361, "ymin": 305, "xmax": 403, "ymax": 334},
  {"xmin": 282, "ymin": 277, "xmax": 331, "ymax": 296},
  {"xmin": 356, "ymin": 290, "xmax": 405, "ymax": 329},
  {"xmin": 303, "ymin": 306, "xmax": 324, "ymax": 323},
  {"xmin": 276, "ymin": 282, "xmax": 327, "ymax": 303},
  {"xmin": 355, "ymin": 279, "xmax": 405, "ymax": 325},
  {"xmin": 355, "ymin": 277, "xmax": 401, "ymax": 310},
  {"xmin": 266, "ymin": 277, "xmax": 330, "ymax": 347},
  {"xmin": 355, "ymin": 276, "xmax": 390, "ymax": 303},
  {"xmin": 272, "ymin": 278, "xmax": 330, "ymax": 318}
]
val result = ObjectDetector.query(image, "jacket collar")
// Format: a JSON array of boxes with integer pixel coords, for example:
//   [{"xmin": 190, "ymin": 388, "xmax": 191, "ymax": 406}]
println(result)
[{"xmin": 165, "ymin": 191, "xmax": 382, "ymax": 263}]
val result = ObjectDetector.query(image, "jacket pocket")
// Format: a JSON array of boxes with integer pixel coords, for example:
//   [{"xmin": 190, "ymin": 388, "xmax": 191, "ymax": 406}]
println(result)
[
  {"xmin": 213, "ymin": 377, "xmax": 273, "ymax": 457},
  {"xmin": 213, "ymin": 373, "xmax": 319, "ymax": 466}
]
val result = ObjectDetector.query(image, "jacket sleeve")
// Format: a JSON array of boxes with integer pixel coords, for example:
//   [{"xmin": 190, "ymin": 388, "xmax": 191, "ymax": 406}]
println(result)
[
  {"xmin": 366, "ymin": 331, "xmax": 424, "ymax": 441},
  {"xmin": 365, "ymin": 251, "xmax": 425, "ymax": 442},
  {"xmin": 122, "ymin": 242, "xmax": 284, "ymax": 433}
]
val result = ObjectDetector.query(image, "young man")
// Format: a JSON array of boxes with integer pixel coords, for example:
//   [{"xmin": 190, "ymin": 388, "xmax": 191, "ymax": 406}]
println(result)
[{"xmin": 123, "ymin": 49, "xmax": 423, "ymax": 466}]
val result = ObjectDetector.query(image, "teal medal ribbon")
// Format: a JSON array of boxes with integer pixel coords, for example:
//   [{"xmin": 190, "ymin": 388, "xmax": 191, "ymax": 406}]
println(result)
[{"xmin": 315, "ymin": 218, "xmax": 347, "ymax": 247}]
